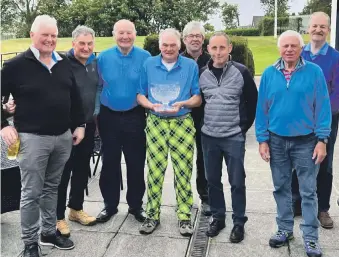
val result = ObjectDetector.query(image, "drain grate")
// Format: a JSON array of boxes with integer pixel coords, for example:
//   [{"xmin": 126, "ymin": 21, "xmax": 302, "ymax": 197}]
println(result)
[{"xmin": 186, "ymin": 209, "xmax": 210, "ymax": 257}]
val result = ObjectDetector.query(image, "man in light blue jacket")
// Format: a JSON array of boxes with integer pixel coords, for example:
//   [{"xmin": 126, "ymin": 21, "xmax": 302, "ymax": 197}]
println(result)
[{"xmin": 255, "ymin": 30, "xmax": 331, "ymax": 257}]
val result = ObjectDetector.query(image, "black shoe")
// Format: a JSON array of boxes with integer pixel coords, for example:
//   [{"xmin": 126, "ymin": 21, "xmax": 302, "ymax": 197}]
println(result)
[
  {"xmin": 96, "ymin": 208, "xmax": 118, "ymax": 223},
  {"xmin": 22, "ymin": 243, "xmax": 40, "ymax": 257},
  {"xmin": 201, "ymin": 201, "xmax": 212, "ymax": 216},
  {"xmin": 230, "ymin": 225, "xmax": 244, "ymax": 243},
  {"xmin": 206, "ymin": 219, "xmax": 225, "ymax": 237},
  {"xmin": 128, "ymin": 208, "xmax": 146, "ymax": 222},
  {"xmin": 39, "ymin": 234, "xmax": 74, "ymax": 250}
]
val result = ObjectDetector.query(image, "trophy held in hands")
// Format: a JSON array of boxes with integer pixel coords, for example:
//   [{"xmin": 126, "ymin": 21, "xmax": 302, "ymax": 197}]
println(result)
[{"xmin": 150, "ymin": 83, "xmax": 180, "ymax": 112}]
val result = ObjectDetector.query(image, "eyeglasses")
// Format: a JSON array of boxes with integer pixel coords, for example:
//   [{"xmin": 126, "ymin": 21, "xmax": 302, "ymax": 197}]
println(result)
[{"xmin": 186, "ymin": 34, "xmax": 203, "ymax": 40}]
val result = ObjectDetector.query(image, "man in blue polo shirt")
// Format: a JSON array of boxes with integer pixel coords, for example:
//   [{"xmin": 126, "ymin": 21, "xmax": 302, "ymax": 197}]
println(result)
[
  {"xmin": 137, "ymin": 28, "xmax": 201, "ymax": 236},
  {"xmin": 291, "ymin": 12, "xmax": 339, "ymax": 229},
  {"xmin": 95, "ymin": 19, "xmax": 151, "ymax": 223}
]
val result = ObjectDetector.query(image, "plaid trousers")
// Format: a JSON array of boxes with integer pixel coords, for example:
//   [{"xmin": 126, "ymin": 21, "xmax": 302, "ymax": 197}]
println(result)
[{"xmin": 145, "ymin": 113, "xmax": 196, "ymax": 221}]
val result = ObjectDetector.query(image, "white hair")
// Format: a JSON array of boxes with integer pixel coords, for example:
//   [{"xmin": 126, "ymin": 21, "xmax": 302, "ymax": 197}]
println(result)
[
  {"xmin": 72, "ymin": 25, "xmax": 95, "ymax": 41},
  {"xmin": 30, "ymin": 15, "xmax": 58, "ymax": 34},
  {"xmin": 309, "ymin": 12, "xmax": 331, "ymax": 27},
  {"xmin": 159, "ymin": 28, "xmax": 181, "ymax": 48},
  {"xmin": 112, "ymin": 19, "xmax": 136, "ymax": 35},
  {"xmin": 183, "ymin": 21, "xmax": 206, "ymax": 38},
  {"xmin": 277, "ymin": 30, "xmax": 304, "ymax": 47}
]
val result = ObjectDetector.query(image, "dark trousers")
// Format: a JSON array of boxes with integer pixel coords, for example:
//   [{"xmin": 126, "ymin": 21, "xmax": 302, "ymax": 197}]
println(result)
[
  {"xmin": 191, "ymin": 106, "xmax": 208, "ymax": 202},
  {"xmin": 57, "ymin": 123, "xmax": 96, "ymax": 220},
  {"xmin": 292, "ymin": 114, "xmax": 339, "ymax": 212},
  {"xmin": 98, "ymin": 105, "xmax": 146, "ymax": 213},
  {"xmin": 1, "ymin": 166, "xmax": 21, "ymax": 214},
  {"xmin": 202, "ymin": 132, "xmax": 248, "ymax": 225}
]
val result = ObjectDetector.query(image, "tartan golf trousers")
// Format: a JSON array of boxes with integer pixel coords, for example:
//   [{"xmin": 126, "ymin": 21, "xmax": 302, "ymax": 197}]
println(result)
[{"xmin": 145, "ymin": 113, "xmax": 196, "ymax": 221}]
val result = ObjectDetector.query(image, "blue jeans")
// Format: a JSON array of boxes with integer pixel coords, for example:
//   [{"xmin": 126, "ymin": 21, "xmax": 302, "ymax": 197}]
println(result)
[
  {"xmin": 202, "ymin": 132, "xmax": 248, "ymax": 226},
  {"xmin": 269, "ymin": 132, "xmax": 319, "ymax": 241},
  {"xmin": 292, "ymin": 114, "xmax": 339, "ymax": 212}
]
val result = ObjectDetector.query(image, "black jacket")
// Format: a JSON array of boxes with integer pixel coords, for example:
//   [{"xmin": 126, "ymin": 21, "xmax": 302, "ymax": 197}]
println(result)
[
  {"xmin": 181, "ymin": 50, "xmax": 210, "ymax": 124},
  {"xmin": 66, "ymin": 49, "xmax": 99, "ymax": 124},
  {"xmin": 1, "ymin": 48, "xmax": 85, "ymax": 135}
]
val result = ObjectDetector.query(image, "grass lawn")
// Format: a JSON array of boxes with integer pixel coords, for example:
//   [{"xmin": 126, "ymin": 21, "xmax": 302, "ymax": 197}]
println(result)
[{"xmin": 0, "ymin": 35, "xmax": 313, "ymax": 75}]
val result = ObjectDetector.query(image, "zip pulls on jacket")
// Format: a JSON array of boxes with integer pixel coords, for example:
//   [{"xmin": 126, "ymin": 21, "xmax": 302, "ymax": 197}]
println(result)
[{"xmin": 207, "ymin": 62, "xmax": 229, "ymax": 87}]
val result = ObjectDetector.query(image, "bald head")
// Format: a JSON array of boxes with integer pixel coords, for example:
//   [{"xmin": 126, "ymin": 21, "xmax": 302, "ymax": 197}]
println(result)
[{"xmin": 112, "ymin": 19, "xmax": 136, "ymax": 54}]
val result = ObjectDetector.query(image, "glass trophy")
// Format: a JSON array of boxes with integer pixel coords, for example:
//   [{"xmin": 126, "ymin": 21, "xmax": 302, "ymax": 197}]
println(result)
[{"xmin": 150, "ymin": 83, "xmax": 180, "ymax": 111}]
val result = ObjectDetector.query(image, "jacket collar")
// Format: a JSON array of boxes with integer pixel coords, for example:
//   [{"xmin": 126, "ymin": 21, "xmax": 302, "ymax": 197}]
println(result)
[
  {"xmin": 67, "ymin": 48, "xmax": 96, "ymax": 65},
  {"xmin": 273, "ymin": 57, "xmax": 305, "ymax": 70},
  {"xmin": 28, "ymin": 46, "xmax": 62, "ymax": 62}
]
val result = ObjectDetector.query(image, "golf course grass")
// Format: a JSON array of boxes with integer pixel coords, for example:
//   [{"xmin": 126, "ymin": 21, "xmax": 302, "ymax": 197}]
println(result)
[{"xmin": 1, "ymin": 35, "xmax": 313, "ymax": 75}]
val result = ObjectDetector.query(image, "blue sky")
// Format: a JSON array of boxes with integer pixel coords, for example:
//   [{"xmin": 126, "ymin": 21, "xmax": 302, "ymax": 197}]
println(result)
[{"xmin": 208, "ymin": 0, "xmax": 308, "ymax": 29}]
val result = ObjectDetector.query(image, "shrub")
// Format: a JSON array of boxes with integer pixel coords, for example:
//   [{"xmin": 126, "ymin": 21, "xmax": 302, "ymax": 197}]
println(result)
[
  {"xmin": 225, "ymin": 28, "xmax": 260, "ymax": 36},
  {"xmin": 143, "ymin": 34, "xmax": 255, "ymax": 77},
  {"xmin": 258, "ymin": 17, "xmax": 289, "ymax": 36}
]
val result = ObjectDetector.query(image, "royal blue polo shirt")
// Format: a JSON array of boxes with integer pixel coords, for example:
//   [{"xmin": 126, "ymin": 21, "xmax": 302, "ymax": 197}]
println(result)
[
  {"xmin": 97, "ymin": 46, "xmax": 151, "ymax": 111},
  {"xmin": 138, "ymin": 54, "xmax": 200, "ymax": 117}
]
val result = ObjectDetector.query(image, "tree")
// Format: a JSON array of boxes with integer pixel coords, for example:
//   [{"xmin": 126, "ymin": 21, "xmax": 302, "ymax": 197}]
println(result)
[
  {"xmin": 203, "ymin": 23, "xmax": 215, "ymax": 33},
  {"xmin": 260, "ymin": 0, "xmax": 289, "ymax": 17},
  {"xmin": 221, "ymin": 3, "xmax": 240, "ymax": 29},
  {"xmin": 300, "ymin": 0, "xmax": 331, "ymax": 16},
  {"xmin": 151, "ymin": 0, "xmax": 219, "ymax": 33}
]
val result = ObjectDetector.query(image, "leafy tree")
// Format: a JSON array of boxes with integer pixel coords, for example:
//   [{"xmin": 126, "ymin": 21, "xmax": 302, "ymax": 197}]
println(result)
[
  {"xmin": 300, "ymin": 0, "xmax": 331, "ymax": 16},
  {"xmin": 260, "ymin": 0, "xmax": 289, "ymax": 17},
  {"xmin": 204, "ymin": 23, "xmax": 215, "ymax": 33},
  {"xmin": 221, "ymin": 2, "xmax": 240, "ymax": 29}
]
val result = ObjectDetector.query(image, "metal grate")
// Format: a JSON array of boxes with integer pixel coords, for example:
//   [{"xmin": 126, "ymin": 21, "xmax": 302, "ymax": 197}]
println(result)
[{"xmin": 186, "ymin": 209, "xmax": 210, "ymax": 257}]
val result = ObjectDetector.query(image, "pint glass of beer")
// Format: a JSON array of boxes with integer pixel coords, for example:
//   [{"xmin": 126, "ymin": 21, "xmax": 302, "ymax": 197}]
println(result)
[{"xmin": 7, "ymin": 139, "xmax": 20, "ymax": 160}]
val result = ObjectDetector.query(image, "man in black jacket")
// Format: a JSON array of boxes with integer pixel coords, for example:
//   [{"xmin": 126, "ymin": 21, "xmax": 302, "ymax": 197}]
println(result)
[
  {"xmin": 181, "ymin": 21, "xmax": 211, "ymax": 216},
  {"xmin": 0, "ymin": 15, "xmax": 85, "ymax": 257},
  {"xmin": 56, "ymin": 25, "xmax": 99, "ymax": 238}
]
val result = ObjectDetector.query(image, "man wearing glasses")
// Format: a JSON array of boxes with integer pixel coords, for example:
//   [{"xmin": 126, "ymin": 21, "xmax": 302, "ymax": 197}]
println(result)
[{"xmin": 182, "ymin": 21, "xmax": 211, "ymax": 216}]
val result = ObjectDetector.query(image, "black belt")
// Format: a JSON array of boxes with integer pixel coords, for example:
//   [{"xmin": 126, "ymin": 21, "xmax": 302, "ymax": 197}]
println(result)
[{"xmin": 101, "ymin": 104, "xmax": 144, "ymax": 115}]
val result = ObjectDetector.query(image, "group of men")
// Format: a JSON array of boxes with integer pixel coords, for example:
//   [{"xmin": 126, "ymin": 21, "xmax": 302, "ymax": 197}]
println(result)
[{"xmin": 0, "ymin": 10, "xmax": 338, "ymax": 257}]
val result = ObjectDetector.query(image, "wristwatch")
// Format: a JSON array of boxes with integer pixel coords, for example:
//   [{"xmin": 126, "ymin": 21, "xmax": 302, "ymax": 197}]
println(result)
[
  {"xmin": 318, "ymin": 138, "xmax": 328, "ymax": 144},
  {"xmin": 79, "ymin": 124, "xmax": 86, "ymax": 129}
]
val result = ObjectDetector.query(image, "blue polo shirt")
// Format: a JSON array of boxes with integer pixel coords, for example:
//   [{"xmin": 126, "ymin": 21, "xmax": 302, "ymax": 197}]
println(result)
[
  {"xmin": 97, "ymin": 46, "xmax": 151, "ymax": 111},
  {"xmin": 303, "ymin": 42, "xmax": 329, "ymax": 60},
  {"xmin": 138, "ymin": 54, "xmax": 200, "ymax": 117}
]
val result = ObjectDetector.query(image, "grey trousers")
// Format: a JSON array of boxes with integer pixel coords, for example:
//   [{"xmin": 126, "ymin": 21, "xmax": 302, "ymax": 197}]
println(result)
[{"xmin": 17, "ymin": 130, "xmax": 72, "ymax": 245}]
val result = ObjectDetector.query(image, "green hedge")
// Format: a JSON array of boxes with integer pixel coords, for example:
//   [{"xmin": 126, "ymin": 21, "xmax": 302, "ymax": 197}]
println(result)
[
  {"xmin": 143, "ymin": 34, "xmax": 255, "ymax": 77},
  {"xmin": 258, "ymin": 17, "xmax": 289, "ymax": 36},
  {"xmin": 225, "ymin": 28, "xmax": 260, "ymax": 36}
]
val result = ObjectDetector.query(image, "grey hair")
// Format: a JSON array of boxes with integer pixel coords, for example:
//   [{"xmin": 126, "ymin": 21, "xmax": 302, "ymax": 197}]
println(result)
[
  {"xmin": 159, "ymin": 28, "xmax": 181, "ymax": 48},
  {"xmin": 30, "ymin": 15, "xmax": 58, "ymax": 34},
  {"xmin": 112, "ymin": 19, "xmax": 136, "ymax": 35},
  {"xmin": 72, "ymin": 25, "xmax": 95, "ymax": 41},
  {"xmin": 309, "ymin": 11, "xmax": 331, "ymax": 27},
  {"xmin": 277, "ymin": 30, "xmax": 304, "ymax": 47},
  {"xmin": 183, "ymin": 21, "xmax": 206, "ymax": 38},
  {"xmin": 209, "ymin": 31, "xmax": 231, "ymax": 45}
]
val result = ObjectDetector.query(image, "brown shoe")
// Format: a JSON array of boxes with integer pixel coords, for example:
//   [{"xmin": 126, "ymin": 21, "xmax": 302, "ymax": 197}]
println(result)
[
  {"xmin": 68, "ymin": 209, "xmax": 97, "ymax": 226},
  {"xmin": 56, "ymin": 219, "xmax": 70, "ymax": 237},
  {"xmin": 318, "ymin": 211, "xmax": 333, "ymax": 229}
]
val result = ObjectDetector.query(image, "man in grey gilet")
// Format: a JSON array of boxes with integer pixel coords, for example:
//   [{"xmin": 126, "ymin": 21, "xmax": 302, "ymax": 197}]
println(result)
[{"xmin": 200, "ymin": 32, "xmax": 258, "ymax": 242}]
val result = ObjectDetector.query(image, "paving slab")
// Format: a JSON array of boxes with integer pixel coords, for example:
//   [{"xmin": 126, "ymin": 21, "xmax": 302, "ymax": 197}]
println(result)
[
  {"xmin": 41, "ymin": 230, "xmax": 115, "ymax": 257},
  {"xmin": 103, "ymin": 233, "xmax": 190, "ymax": 257},
  {"xmin": 208, "ymin": 241, "xmax": 289, "ymax": 257}
]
